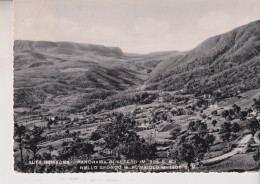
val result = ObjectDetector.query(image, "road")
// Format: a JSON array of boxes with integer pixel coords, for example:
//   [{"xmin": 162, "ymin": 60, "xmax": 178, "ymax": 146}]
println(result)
[{"xmin": 202, "ymin": 134, "xmax": 252, "ymax": 165}]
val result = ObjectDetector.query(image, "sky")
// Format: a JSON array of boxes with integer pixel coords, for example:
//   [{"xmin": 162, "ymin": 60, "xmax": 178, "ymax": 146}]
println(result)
[{"xmin": 14, "ymin": 0, "xmax": 260, "ymax": 53}]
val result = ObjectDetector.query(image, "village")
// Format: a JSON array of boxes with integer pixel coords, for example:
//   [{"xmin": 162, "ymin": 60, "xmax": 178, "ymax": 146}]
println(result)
[{"xmin": 13, "ymin": 88, "xmax": 260, "ymax": 172}]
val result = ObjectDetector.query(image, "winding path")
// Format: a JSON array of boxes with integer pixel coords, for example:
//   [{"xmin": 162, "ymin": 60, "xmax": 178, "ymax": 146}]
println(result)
[{"xmin": 202, "ymin": 134, "xmax": 252, "ymax": 165}]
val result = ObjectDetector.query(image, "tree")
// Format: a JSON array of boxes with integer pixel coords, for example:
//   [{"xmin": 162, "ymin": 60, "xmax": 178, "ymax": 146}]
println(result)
[
  {"xmin": 190, "ymin": 134, "xmax": 210, "ymax": 159},
  {"xmin": 252, "ymin": 98, "xmax": 260, "ymax": 112},
  {"xmin": 121, "ymin": 140, "xmax": 157, "ymax": 161},
  {"xmin": 248, "ymin": 118, "xmax": 260, "ymax": 134},
  {"xmin": 220, "ymin": 132, "xmax": 231, "ymax": 142},
  {"xmin": 194, "ymin": 120, "xmax": 207, "ymax": 136},
  {"xmin": 220, "ymin": 122, "xmax": 232, "ymax": 142},
  {"xmin": 79, "ymin": 141, "xmax": 95, "ymax": 158},
  {"xmin": 247, "ymin": 108, "xmax": 253, "ymax": 114},
  {"xmin": 232, "ymin": 123, "xmax": 240, "ymax": 133},
  {"xmin": 59, "ymin": 138, "xmax": 94, "ymax": 159},
  {"xmin": 222, "ymin": 110, "xmax": 230, "ymax": 119},
  {"xmin": 232, "ymin": 104, "xmax": 241, "ymax": 114},
  {"xmin": 204, "ymin": 134, "xmax": 216, "ymax": 146},
  {"xmin": 90, "ymin": 131, "xmax": 102, "ymax": 141},
  {"xmin": 24, "ymin": 125, "xmax": 44, "ymax": 172},
  {"xmin": 239, "ymin": 111, "xmax": 248, "ymax": 120},
  {"xmin": 212, "ymin": 120, "xmax": 217, "ymax": 127},
  {"xmin": 196, "ymin": 98, "xmax": 209, "ymax": 108},
  {"xmin": 253, "ymin": 148, "xmax": 260, "ymax": 168},
  {"xmin": 104, "ymin": 113, "xmax": 137, "ymax": 150},
  {"xmin": 175, "ymin": 131, "xmax": 213, "ymax": 170},
  {"xmin": 229, "ymin": 109, "xmax": 235, "ymax": 116},
  {"xmin": 103, "ymin": 113, "xmax": 156, "ymax": 160},
  {"xmin": 14, "ymin": 123, "xmax": 26, "ymax": 171},
  {"xmin": 178, "ymin": 143, "xmax": 195, "ymax": 170}
]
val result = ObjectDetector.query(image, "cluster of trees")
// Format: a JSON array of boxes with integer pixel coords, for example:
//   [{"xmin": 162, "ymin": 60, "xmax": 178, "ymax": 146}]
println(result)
[
  {"xmin": 218, "ymin": 117, "xmax": 259, "ymax": 142},
  {"xmin": 172, "ymin": 127, "xmax": 215, "ymax": 170},
  {"xmin": 219, "ymin": 99, "xmax": 260, "ymax": 137},
  {"xmin": 101, "ymin": 113, "xmax": 157, "ymax": 161},
  {"xmin": 86, "ymin": 91, "xmax": 158, "ymax": 114},
  {"xmin": 212, "ymin": 90, "xmax": 238, "ymax": 103},
  {"xmin": 59, "ymin": 137, "xmax": 94, "ymax": 160},
  {"xmin": 221, "ymin": 104, "xmax": 251, "ymax": 121},
  {"xmin": 14, "ymin": 88, "xmax": 47, "ymax": 108},
  {"xmin": 14, "ymin": 123, "xmax": 45, "ymax": 172},
  {"xmin": 219, "ymin": 122, "xmax": 240, "ymax": 142},
  {"xmin": 188, "ymin": 120, "xmax": 208, "ymax": 135},
  {"xmin": 146, "ymin": 50, "xmax": 259, "ymax": 100},
  {"xmin": 195, "ymin": 98, "xmax": 209, "ymax": 109},
  {"xmin": 248, "ymin": 118, "xmax": 260, "ymax": 134},
  {"xmin": 90, "ymin": 130, "xmax": 102, "ymax": 141},
  {"xmin": 14, "ymin": 122, "xmax": 96, "ymax": 173},
  {"xmin": 170, "ymin": 120, "xmax": 215, "ymax": 170},
  {"xmin": 75, "ymin": 90, "xmax": 116, "ymax": 110}
]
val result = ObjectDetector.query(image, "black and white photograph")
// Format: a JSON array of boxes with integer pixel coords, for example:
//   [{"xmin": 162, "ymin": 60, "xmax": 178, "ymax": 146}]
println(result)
[{"xmin": 12, "ymin": 0, "xmax": 260, "ymax": 173}]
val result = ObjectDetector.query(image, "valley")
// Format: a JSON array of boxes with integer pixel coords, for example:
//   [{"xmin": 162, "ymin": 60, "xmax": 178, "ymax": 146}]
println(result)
[{"xmin": 13, "ymin": 21, "xmax": 260, "ymax": 173}]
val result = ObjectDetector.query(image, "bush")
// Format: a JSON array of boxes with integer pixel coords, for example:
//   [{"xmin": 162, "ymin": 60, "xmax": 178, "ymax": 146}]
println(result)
[{"xmin": 90, "ymin": 131, "xmax": 102, "ymax": 141}]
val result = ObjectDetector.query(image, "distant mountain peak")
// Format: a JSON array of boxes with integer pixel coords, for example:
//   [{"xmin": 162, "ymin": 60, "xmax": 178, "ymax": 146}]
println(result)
[{"xmin": 14, "ymin": 40, "xmax": 124, "ymax": 58}]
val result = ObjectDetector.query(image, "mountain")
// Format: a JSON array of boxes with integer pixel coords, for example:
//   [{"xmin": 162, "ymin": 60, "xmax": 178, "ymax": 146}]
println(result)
[
  {"xmin": 14, "ymin": 40, "xmax": 124, "ymax": 58},
  {"xmin": 146, "ymin": 20, "xmax": 260, "ymax": 98},
  {"xmin": 13, "ymin": 21, "xmax": 260, "ymax": 114},
  {"xmin": 13, "ymin": 40, "xmax": 169, "ymax": 113}
]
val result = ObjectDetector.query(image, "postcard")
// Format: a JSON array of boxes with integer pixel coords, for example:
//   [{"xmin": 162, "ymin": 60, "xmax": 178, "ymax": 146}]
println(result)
[{"xmin": 13, "ymin": 0, "xmax": 260, "ymax": 173}]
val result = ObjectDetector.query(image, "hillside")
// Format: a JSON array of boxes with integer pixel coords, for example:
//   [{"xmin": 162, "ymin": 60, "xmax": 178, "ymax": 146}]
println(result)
[
  {"xmin": 14, "ymin": 21, "xmax": 260, "ymax": 113},
  {"xmin": 147, "ymin": 20, "xmax": 260, "ymax": 98},
  {"xmin": 13, "ymin": 40, "xmax": 171, "ymax": 113}
]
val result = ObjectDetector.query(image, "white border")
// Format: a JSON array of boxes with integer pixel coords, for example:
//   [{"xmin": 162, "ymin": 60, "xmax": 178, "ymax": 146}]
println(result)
[{"xmin": 0, "ymin": 1, "xmax": 259, "ymax": 183}]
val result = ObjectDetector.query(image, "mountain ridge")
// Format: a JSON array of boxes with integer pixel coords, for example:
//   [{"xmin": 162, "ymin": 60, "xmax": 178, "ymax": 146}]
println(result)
[
  {"xmin": 146, "ymin": 20, "xmax": 260, "ymax": 98},
  {"xmin": 14, "ymin": 40, "xmax": 124, "ymax": 58},
  {"xmin": 13, "ymin": 20, "xmax": 260, "ymax": 112}
]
